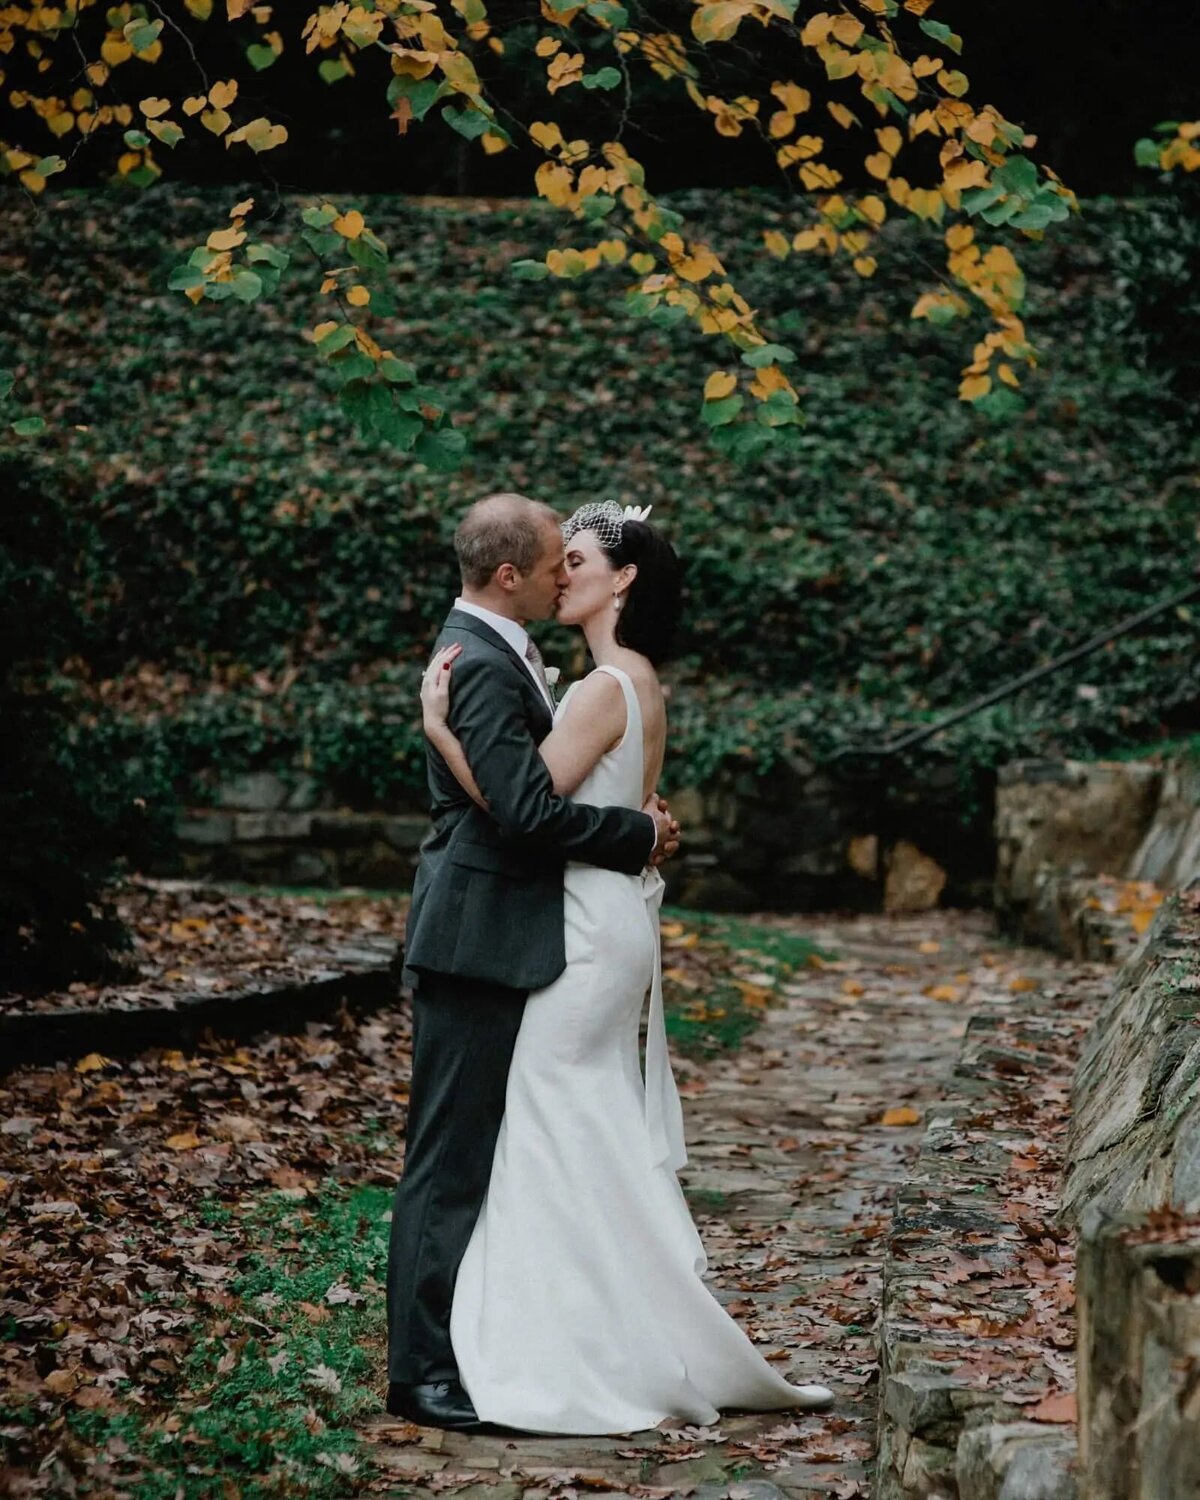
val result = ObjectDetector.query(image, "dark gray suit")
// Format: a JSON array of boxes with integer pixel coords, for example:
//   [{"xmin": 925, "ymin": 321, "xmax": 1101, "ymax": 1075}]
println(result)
[{"xmin": 387, "ymin": 608, "xmax": 654, "ymax": 1386}]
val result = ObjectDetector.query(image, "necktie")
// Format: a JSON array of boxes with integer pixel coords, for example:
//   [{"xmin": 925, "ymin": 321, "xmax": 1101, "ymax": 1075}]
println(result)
[{"xmin": 525, "ymin": 637, "xmax": 554, "ymax": 705}]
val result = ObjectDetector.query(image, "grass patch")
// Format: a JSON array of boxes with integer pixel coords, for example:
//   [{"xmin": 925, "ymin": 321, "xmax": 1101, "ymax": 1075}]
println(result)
[
  {"xmin": 52, "ymin": 1183, "xmax": 390, "ymax": 1499},
  {"xmin": 660, "ymin": 909, "xmax": 828, "ymax": 1059}
]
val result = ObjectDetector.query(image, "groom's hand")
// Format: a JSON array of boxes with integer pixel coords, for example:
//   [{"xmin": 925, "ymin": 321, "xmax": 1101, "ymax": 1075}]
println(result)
[{"xmin": 644, "ymin": 794, "xmax": 682, "ymax": 866}]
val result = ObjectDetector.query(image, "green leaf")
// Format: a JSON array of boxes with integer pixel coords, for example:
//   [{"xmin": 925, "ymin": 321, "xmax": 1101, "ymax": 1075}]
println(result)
[
  {"xmin": 442, "ymin": 105, "xmax": 492, "ymax": 140},
  {"xmin": 246, "ymin": 243, "xmax": 289, "ymax": 270},
  {"xmin": 741, "ymin": 343, "xmax": 797, "ymax": 368},
  {"xmin": 348, "ymin": 234, "xmax": 389, "ymax": 272},
  {"xmin": 32, "ymin": 155, "xmax": 66, "ymax": 178},
  {"xmin": 379, "ymin": 357, "xmax": 417, "ymax": 384},
  {"xmin": 755, "ymin": 391, "xmax": 802, "ymax": 427},
  {"xmin": 581, "ymin": 67, "xmax": 622, "ymax": 91},
  {"xmin": 0, "ymin": 369, "xmax": 13, "ymax": 402},
  {"xmin": 168, "ymin": 264, "xmax": 206, "ymax": 291},
  {"xmin": 1134, "ymin": 137, "xmax": 1162, "ymax": 168},
  {"xmin": 586, "ymin": 0, "xmax": 629, "ymax": 26},
  {"xmin": 386, "ymin": 75, "xmax": 446, "ymax": 121},
  {"xmin": 960, "ymin": 183, "xmax": 1005, "ymax": 217},
  {"xmin": 12, "ymin": 415, "xmax": 45, "ymax": 437},
  {"xmin": 123, "ymin": 129, "xmax": 150, "ymax": 149},
  {"xmin": 314, "ymin": 324, "xmax": 358, "ymax": 355},
  {"xmin": 246, "ymin": 42, "xmax": 279, "ymax": 71},
  {"xmin": 994, "ymin": 156, "xmax": 1039, "ymax": 196},
  {"xmin": 581, "ymin": 194, "xmax": 617, "ymax": 222},
  {"xmin": 414, "ymin": 426, "xmax": 467, "ymax": 471},
  {"xmin": 330, "ymin": 351, "xmax": 376, "ymax": 385},
  {"xmin": 301, "ymin": 204, "xmax": 338, "ymax": 230},
  {"xmin": 512, "ymin": 259, "xmax": 551, "ymax": 280},
  {"xmin": 918, "ymin": 17, "xmax": 962, "ymax": 53},
  {"xmin": 229, "ymin": 268, "xmax": 264, "ymax": 303},
  {"xmin": 700, "ymin": 394, "xmax": 744, "ymax": 427},
  {"xmin": 319, "ymin": 58, "xmax": 352, "ymax": 85},
  {"xmin": 125, "ymin": 18, "xmax": 163, "ymax": 53}
]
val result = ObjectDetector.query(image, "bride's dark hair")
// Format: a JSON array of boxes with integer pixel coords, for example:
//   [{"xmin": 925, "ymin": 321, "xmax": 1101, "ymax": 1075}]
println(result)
[{"xmin": 601, "ymin": 519, "xmax": 683, "ymax": 667}]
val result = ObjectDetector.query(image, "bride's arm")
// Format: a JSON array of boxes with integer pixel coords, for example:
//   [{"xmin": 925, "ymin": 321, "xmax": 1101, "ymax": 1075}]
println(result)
[{"xmin": 422, "ymin": 647, "xmax": 625, "ymax": 799}]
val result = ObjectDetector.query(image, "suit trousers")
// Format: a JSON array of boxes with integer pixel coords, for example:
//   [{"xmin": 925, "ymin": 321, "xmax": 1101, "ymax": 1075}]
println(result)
[{"xmin": 386, "ymin": 971, "xmax": 526, "ymax": 1385}]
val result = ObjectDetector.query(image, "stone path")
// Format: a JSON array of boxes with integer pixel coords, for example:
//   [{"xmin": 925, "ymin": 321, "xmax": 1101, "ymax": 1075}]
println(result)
[{"xmin": 359, "ymin": 910, "xmax": 1104, "ymax": 1499}]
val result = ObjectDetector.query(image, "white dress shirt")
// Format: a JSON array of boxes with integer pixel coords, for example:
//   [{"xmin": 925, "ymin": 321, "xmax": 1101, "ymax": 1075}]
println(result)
[{"xmin": 453, "ymin": 597, "xmax": 554, "ymax": 710}]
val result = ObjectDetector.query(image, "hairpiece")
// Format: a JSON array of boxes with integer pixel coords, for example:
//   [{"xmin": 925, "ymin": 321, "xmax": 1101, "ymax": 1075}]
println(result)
[{"xmin": 562, "ymin": 500, "xmax": 654, "ymax": 548}]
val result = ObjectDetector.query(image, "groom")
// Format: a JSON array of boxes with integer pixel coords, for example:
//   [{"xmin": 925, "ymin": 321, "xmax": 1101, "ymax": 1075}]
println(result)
[{"xmin": 387, "ymin": 492, "xmax": 679, "ymax": 1429}]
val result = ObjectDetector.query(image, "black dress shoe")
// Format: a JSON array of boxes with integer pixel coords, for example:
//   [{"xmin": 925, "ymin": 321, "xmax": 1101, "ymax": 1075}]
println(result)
[{"xmin": 386, "ymin": 1379, "xmax": 482, "ymax": 1430}]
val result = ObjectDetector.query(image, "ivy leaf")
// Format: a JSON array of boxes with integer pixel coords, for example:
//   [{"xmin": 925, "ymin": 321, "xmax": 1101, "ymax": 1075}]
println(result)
[
  {"xmin": 246, "ymin": 43, "xmax": 278, "ymax": 71},
  {"xmin": 742, "ymin": 343, "xmax": 797, "ymax": 368},
  {"xmin": 12, "ymin": 416, "xmax": 46, "ymax": 437},
  {"xmin": 918, "ymin": 17, "xmax": 962, "ymax": 54},
  {"xmin": 0, "ymin": 369, "xmax": 14, "ymax": 402},
  {"xmin": 414, "ymin": 425, "xmax": 467, "ymax": 471},
  {"xmin": 701, "ymin": 394, "xmax": 744, "ymax": 427},
  {"xmin": 511, "ymin": 259, "xmax": 551, "ymax": 280},
  {"xmin": 581, "ymin": 67, "xmax": 622, "ymax": 91},
  {"xmin": 442, "ymin": 105, "xmax": 491, "ymax": 141}
]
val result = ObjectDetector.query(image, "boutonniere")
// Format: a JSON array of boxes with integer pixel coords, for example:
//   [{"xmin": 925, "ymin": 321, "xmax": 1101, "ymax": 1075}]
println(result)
[{"xmin": 544, "ymin": 666, "xmax": 561, "ymax": 688}]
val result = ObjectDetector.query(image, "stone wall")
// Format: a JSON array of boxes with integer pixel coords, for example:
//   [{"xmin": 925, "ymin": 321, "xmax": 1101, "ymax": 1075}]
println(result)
[
  {"xmin": 1062, "ymin": 890, "xmax": 1200, "ymax": 1230},
  {"xmin": 168, "ymin": 760, "xmax": 996, "ymax": 912},
  {"xmin": 994, "ymin": 757, "xmax": 1200, "ymax": 959}
]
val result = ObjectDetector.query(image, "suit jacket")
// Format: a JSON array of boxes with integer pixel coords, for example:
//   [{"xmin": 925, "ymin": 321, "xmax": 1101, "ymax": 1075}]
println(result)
[{"xmin": 402, "ymin": 608, "xmax": 655, "ymax": 992}]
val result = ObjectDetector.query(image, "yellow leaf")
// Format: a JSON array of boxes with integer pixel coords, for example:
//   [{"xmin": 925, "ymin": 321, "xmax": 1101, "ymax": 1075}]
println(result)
[
  {"xmin": 529, "ymin": 120, "xmax": 564, "ymax": 152},
  {"xmin": 201, "ymin": 107, "xmax": 231, "ymax": 135},
  {"xmin": 831, "ymin": 14, "xmax": 864, "ymax": 44},
  {"xmin": 226, "ymin": 117, "xmax": 288, "ymax": 152},
  {"xmin": 209, "ymin": 78, "xmax": 238, "ymax": 109},
  {"xmin": 960, "ymin": 373, "xmax": 992, "ymax": 401},
  {"xmin": 140, "ymin": 97, "xmax": 172, "ymax": 119},
  {"xmin": 881, "ymin": 1106, "xmax": 921, "ymax": 1127},
  {"xmin": 853, "ymin": 255, "xmax": 877, "ymax": 277},
  {"xmin": 770, "ymin": 81, "xmax": 811, "ymax": 115},
  {"xmin": 206, "ymin": 226, "xmax": 246, "ymax": 251},
  {"xmin": 799, "ymin": 161, "xmax": 841, "ymax": 190},
  {"xmin": 763, "ymin": 229, "xmax": 790, "ymax": 259},
  {"xmin": 100, "ymin": 37, "xmax": 134, "ymax": 67},
  {"xmin": 792, "ymin": 227, "xmax": 824, "ymax": 251},
  {"xmin": 827, "ymin": 101, "xmax": 856, "ymax": 129},
  {"xmin": 841, "ymin": 979, "xmax": 865, "ymax": 997},
  {"xmin": 997, "ymin": 363, "xmax": 1019, "ymax": 388},
  {"xmin": 1008, "ymin": 975, "xmax": 1039, "ymax": 992},
  {"xmin": 692, "ymin": 1, "xmax": 752, "ymax": 43},
  {"xmin": 768, "ymin": 110, "xmax": 795, "ymax": 140},
  {"xmin": 913, "ymin": 53, "xmax": 941, "ymax": 77},
  {"xmin": 945, "ymin": 157, "xmax": 988, "ymax": 191},
  {"xmin": 347, "ymin": 284, "xmax": 370, "ymax": 306},
  {"xmin": 945, "ymin": 222, "xmax": 974, "ymax": 251},
  {"xmin": 75, "ymin": 1053, "xmax": 111, "ymax": 1074},
  {"xmin": 800, "ymin": 11, "xmax": 833, "ymax": 46},
  {"xmin": 183, "ymin": 95, "xmax": 207, "ymax": 116},
  {"xmin": 166, "ymin": 1131, "xmax": 202, "ymax": 1151},
  {"xmin": 333, "ymin": 210, "xmax": 365, "ymax": 239},
  {"xmin": 917, "ymin": 940, "xmax": 940, "ymax": 954},
  {"xmin": 534, "ymin": 35, "xmax": 560, "ymax": 56},
  {"xmin": 230, "ymin": 196, "xmax": 255, "ymax": 218},
  {"xmin": 480, "ymin": 130, "xmax": 507, "ymax": 154},
  {"xmin": 858, "ymin": 194, "xmax": 886, "ymax": 224},
  {"xmin": 926, "ymin": 983, "xmax": 962, "ymax": 1002},
  {"xmin": 864, "ymin": 151, "xmax": 891, "ymax": 181},
  {"xmin": 749, "ymin": 364, "xmax": 792, "ymax": 400},
  {"xmin": 938, "ymin": 68, "xmax": 969, "ymax": 98},
  {"xmin": 876, "ymin": 125, "xmax": 902, "ymax": 156},
  {"xmin": 629, "ymin": 251, "xmax": 655, "ymax": 274},
  {"xmin": 704, "ymin": 370, "xmax": 737, "ymax": 401}
]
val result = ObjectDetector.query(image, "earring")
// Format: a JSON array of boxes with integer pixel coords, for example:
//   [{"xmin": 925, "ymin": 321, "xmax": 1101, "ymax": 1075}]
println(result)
[{"xmin": 613, "ymin": 593, "xmax": 622, "ymax": 612}]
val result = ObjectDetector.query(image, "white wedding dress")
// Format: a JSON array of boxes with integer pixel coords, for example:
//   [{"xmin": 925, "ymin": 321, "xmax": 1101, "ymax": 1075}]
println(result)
[{"xmin": 449, "ymin": 665, "xmax": 817, "ymax": 1434}]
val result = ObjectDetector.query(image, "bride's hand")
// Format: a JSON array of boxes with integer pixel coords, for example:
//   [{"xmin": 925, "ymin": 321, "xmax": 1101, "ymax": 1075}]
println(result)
[{"xmin": 421, "ymin": 644, "xmax": 462, "ymax": 729}]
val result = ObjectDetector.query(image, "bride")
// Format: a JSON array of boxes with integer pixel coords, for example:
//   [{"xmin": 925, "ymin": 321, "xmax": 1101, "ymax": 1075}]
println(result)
[{"xmin": 418, "ymin": 500, "xmax": 833, "ymax": 1435}]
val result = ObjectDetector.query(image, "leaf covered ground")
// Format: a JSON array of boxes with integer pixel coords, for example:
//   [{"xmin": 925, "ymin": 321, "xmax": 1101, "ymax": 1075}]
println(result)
[
  {"xmin": 0, "ymin": 885, "xmax": 813, "ymax": 1496},
  {"xmin": 0, "ymin": 898, "xmax": 1106, "ymax": 1499}
]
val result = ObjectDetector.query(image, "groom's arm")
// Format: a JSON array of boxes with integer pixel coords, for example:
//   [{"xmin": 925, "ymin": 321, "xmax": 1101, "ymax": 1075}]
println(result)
[{"xmin": 447, "ymin": 652, "xmax": 655, "ymax": 874}]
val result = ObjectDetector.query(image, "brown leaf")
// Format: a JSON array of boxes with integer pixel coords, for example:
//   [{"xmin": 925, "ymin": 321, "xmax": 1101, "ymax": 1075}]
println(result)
[{"xmin": 1029, "ymin": 1390, "xmax": 1077, "ymax": 1424}]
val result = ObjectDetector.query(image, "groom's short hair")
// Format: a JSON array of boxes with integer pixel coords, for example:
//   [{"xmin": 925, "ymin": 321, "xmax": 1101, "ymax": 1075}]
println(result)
[{"xmin": 454, "ymin": 493, "xmax": 561, "ymax": 588}]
